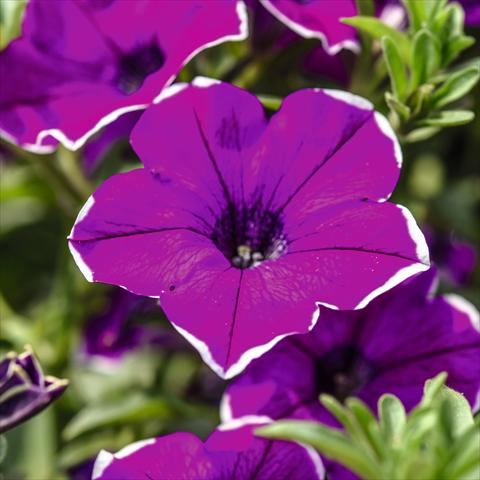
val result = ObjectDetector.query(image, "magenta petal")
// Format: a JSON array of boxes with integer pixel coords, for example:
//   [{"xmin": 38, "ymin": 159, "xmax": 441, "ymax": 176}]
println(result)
[
  {"xmin": 285, "ymin": 200, "xmax": 429, "ymax": 309},
  {"xmin": 131, "ymin": 79, "xmax": 267, "ymax": 206},
  {"xmin": 93, "ymin": 422, "xmax": 323, "ymax": 480},
  {"xmin": 260, "ymin": 0, "xmax": 358, "ymax": 54},
  {"xmin": 243, "ymin": 90, "xmax": 400, "ymax": 213},
  {"xmin": 0, "ymin": 0, "xmax": 247, "ymax": 152}
]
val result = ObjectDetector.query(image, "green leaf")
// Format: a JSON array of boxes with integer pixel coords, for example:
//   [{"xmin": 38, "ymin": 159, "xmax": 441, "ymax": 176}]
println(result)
[
  {"xmin": 0, "ymin": 0, "xmax": 26, "ymax": 49},
  {"xmin": 426, "ymin": 0, "xmax": 449, "ymax": 23},
  {"xmin": 429, "ymin": 66, "xmax": 480, "ymax": 109},
  {"xmin": 256, "ymin": 421, "xmax": 379, "ymax": 479},
  {"xmin": 0, "ymin": 435, "xmax": 7, "ymax": 464},
  {"xmin": 385, "ymin": 92, "xmax": 411, "ymax": 123},
  {"xmin": 444, "ymin": 35, "xmax": 475, "ymax": 66},
  {"xmin": 418, "ymin": 110, "xmax": 474, "ymax": 127},
  {"xmin": 401, "ymin": 0, "xmax": 427, "ymax": 30},
  {"xmin": 382, "ymin": 37, "xmax": 409, "ymax": 101},
  {"xmin": 442, "ymin": 424, "xmax": 480, "ymax": 479},
  {"xmin": 411, "ymin": 29, "xmax": 441, "ymax": 88},
  {"xmin": 341, "ymin": 17, "xmax": 410, "ymax": 62},
  {"xmin": 439, "ymin": 385, "xmax": 475, "ymax": 437},
  {"xmin": 321, "ymin": 395, "xmax": 379, "ymax": 458},
  {"xmin": 422, "ymin": 372, "xmax": 448, "ymax": 406},
  {"xmin": 378, "ymin": 394, "xmax": 406, "ymax": 446},
  {"xmin": 346, "ymin": 397, "xmax": 385, "ymax": 458},
  {"xmin": 63, "ymin": 394, "xmax": 175, "ymax": 440}
]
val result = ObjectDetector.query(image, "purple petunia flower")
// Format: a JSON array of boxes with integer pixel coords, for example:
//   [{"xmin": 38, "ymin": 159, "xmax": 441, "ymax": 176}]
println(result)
[
  {"xmin": 0, "ymin": 347, "xmax": 68, "ymax": 433},
  {"xmin": 69, "ymin": 78, "xmax": 429, "ymax": 379},
  {"xmin": 424, "ymin": 227, "xmax": 477, "ymax": 287},
  {"xmin": 0, "ymin": 0, "xmax": 248, "ymax": 153},
  {"xmin": 81, "ymin": 288, "xmax": 188, "ymax": 362},
  {"xmin": 460, "ymin": 0, "xmax": 480, "ymax": 26},
  {"xmin": 221, "ymin": 268, "xmax": 480, "ymax": 478},
  {"xmin": 258, "ymin": 0, "xmax": 359, "ymax": 54},
  {"xmin": 92, "ymin": 418, "xmax": 324, "ymax": 480}
]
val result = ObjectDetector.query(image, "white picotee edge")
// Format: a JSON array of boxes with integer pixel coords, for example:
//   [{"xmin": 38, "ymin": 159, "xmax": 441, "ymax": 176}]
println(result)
[
  {"xmin": 374, "ymin": 111, "xmax": 403, "ymax": 168},
  {"xmin": 67, "ymin": 196, "xmax": 96, "ymax": 282},
  {"xmin": 443, "ymin": 293, "xmax": 480, "ymax": 332},
  {"xmin": 354, "ymin": 205, "xmax": 430, "ymax": 310},
  {"xmin": 260, "ymin": 0, "xmax": 359, "ymax": 55},
  {"xmin": 1, "ymin": 1, "xmax": 249, "ymax": 154},
  {"xmin": 172, "ymin": 299, "xmax": 320, "ymax": 380},
  {"xmin": 92, "ymin": 438, "xmax": 156, "ymax": 479},
  {"xmin": 322, "ymin": 88, "xmax": 373, "ymax": 110}
]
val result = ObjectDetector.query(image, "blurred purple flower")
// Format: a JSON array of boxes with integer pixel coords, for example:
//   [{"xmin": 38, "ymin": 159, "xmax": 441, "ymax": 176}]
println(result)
[
  {"xmin": 69, "ymin": 79, "xmax": 428, "ymax": 379},
  {"xmin": 259, "ymin": 0, "xmax": 359, "ymax": 54},
  {"xmin": 0, "ymin": 0, "xmax": 247, "ymax": 153},
  {"xmin": 460, "ymin": 0, "xmax": 480, "ymax": 26},
  {"xmin": 0, "ymin": 347, "xmax": 68, "ymax": 433},
  {"xmin": 82, "ymin": 289, "xmax": 188, "ymax": 361},
  {"xmin": 92, "ymin": 419, "xmax": 323, "ymax": 480},
  {"xmin": 425, "ymin": 228, "xmax": 476, "ymax": 286},
  {"xmin": 222, "ymin": 268, "xmax": 480, "ymax": 478}
]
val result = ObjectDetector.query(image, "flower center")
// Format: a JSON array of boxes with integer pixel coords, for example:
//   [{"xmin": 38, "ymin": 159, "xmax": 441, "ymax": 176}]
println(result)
[
  {"xmin": 211, "ymin": 204, "xmax": 287, "ymax": 269},
  {"xmin": 114, "ymin": 42, "xmax": 165, "ymax": 95},
  {"xmin": 315, "ymin": 346, "xmax": 374, "ymax": 402}
]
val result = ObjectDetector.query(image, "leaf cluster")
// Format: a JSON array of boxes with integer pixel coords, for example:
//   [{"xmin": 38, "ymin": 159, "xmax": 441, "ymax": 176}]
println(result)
[
  {"xmin": 257, "ymin": 373, "xmax": 480, "ymax": 480},
  {"xmin": 344, "ymin": 0, "xmax": 479, "ymax": 142}
]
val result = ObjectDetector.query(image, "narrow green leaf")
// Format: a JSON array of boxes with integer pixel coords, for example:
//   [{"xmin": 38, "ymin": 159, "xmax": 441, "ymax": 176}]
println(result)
[
  {"xmin": 378, "ymin": 394, "xmax": 406, "ymax": 446},
  {"xmin": 256, "ymin": 421, "xmax": 379, "ymax": 479},
  {"xmin": 63, "ymin": 394, "xmax": 174, "ymax": 440},
  {"xmin": 429, "ymin": 66, "xmax": 480, "ymax": 109},
  {"xmin": 385, "ymin": 92, "xmax": 411, "ymax": 122},
  {"xmin": 321, "ymin": 395, "xmax": 379, "ymax": 459},
  {"xmin": 444, "ymin": 35, "xmax": 475, "ymax": 65},
  {"xmin": 411, "ymin": 29, "xmax": 441, "ymax": 88},
  {"xmin": 427, "ymin": 0, "xmax": 448, "ymax": 23},
  {"xmin": 422, "ymin": 372, "xmax": 448, "ymax": 406},
  {"xmin": 401, "ymin": 0, "xmax": 427, "ymax": 30},
  {"xmin": 0, "ymin": 435, "xmax": 7, "ymax": 464},
  {"xmin": 402, "ymin": 126, "xmax": 441, "ymax": 142},
  {"xmin": 382, "ymin": 37, "xmax": 409, "ymax": 101},
  {"xmin": 346, "ymin": 397, "xmax": 385, "ymax": 459},
  {"xmin": 418, "ymin": 110, "xmax": 474, "ymax": 127},
  {"xmin": 341, "ymin": 16, "xmax": 410, "ymax": 62}
]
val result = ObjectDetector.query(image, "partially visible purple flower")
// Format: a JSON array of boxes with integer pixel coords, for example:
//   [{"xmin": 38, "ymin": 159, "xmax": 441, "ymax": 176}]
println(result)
[
  {"xmin": 82, "ymin": 289, "xmax": 187, "ymax": 361},
  {"xmin": 222, "ymin": 268, "xmax": 480, "ymax": 478},
  {"xmin": 82, "ymin": 111, "xmax": 142, "ymax": 175},
  {"xmin": 460, "ymin": 0, "xmax": 480, "ymax": 26},
  {"xmin": 69, "ymin": 79, "xmax": 429, "ymax": 379},
  {"xmin": 259, "ymin": 0, "xmax": 358, "ymax": 54},
  {"xmin": 92, "ymin": 419, "xmax": 324, "ymax": 480},
  {"xmin": 425, "ymin": 228, "xmax": 476, "ymax": 286},
  {"xmin": 0, "ymin": 347, "xmax": 68, "ymax": 433},
  {"xmin": 0, "ymin": 0, "xmax": 248, "ymax": 153}
]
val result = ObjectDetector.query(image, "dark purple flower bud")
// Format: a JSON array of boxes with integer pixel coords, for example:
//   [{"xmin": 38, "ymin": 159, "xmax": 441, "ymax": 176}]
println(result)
[{"xmin": 0, "ymin": 347, "xmax": 68, "ymax": 433}]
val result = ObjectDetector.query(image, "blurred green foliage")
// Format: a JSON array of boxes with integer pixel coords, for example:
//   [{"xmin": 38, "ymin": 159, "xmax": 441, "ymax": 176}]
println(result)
[{"xmin": 0, "ymin": 1, "xmax": 479, "ymax": 479}]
